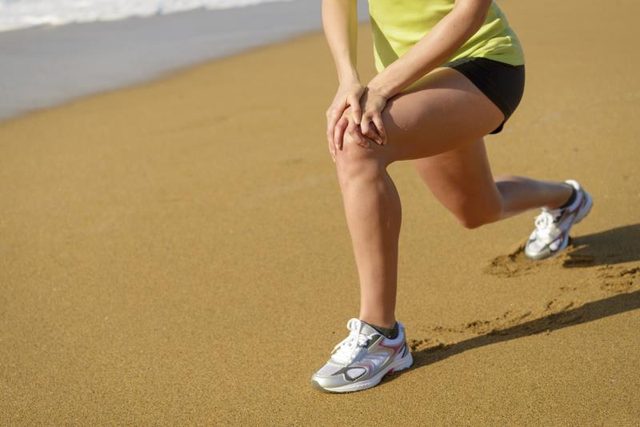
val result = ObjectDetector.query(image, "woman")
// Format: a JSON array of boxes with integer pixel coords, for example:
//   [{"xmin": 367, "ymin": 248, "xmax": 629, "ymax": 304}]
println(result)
[{"xmin": 311, "ymin": 0, "xmax": 593, "ymax": 393}]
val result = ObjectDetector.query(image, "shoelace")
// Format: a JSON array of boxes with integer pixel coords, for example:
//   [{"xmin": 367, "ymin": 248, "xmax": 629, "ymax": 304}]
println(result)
[
  {"xmin": 331, "ymin": 318, "xmax": 370, "ymax": 365},
  {"xmin": 533, "ymin": 208, "xmax": 563, "ymax": 240}
]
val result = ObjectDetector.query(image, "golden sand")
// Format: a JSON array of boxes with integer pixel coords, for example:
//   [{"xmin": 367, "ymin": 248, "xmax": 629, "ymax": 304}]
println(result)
[{"xmin": 1, "ymin": 0, "xmax": 639, "ymax": 423}]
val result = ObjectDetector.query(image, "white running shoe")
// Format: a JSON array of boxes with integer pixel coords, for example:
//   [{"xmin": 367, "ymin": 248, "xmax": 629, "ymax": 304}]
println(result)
[
  {"xmin": 524, "ymin": 180, "xmax": 593, "ymax": 260},
  {"xmin": 311, "ymin": 318, "xmax": 413, "ymax": 393}
]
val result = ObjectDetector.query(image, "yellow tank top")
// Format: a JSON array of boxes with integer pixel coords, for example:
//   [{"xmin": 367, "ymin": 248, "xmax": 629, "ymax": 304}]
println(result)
[{"xmin": 369, "ymin": 0, "xmax": 525, "ymax": 72}]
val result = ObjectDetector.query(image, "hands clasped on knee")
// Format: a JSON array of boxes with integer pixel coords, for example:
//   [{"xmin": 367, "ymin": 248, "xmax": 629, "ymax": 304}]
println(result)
[{"xmin": 325, "ymin": 82, "xmax": 390, "ymax": 162}]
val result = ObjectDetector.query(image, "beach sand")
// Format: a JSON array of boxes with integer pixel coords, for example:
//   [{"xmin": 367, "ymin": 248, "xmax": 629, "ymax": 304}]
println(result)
[{"xmin": 1, "ymin": 0, "xmax": 639, "ymax": 424}]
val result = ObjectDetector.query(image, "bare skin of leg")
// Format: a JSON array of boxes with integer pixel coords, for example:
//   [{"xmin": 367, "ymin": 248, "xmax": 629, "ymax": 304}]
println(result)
[
  {"xmin": 413, "ymin": 144, "xmax": 574, "ymax": 229},
  {"xmin": 333, "ymin": 67, "xmax": 573, "ymax": 329}
]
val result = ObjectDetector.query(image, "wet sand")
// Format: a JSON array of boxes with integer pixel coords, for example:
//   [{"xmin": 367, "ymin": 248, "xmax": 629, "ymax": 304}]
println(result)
[{"xmin": 1, "ymin": 0, "xmax": 639, "ymax": 424}]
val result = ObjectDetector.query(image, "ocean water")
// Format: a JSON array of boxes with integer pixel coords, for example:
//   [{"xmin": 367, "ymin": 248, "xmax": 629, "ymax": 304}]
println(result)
[
  {"xmin": 0, "ymin": 0, "xmax": 295, "ymax": 32},
  {"xmin": 0, "ymin": 1, "xmax": 369, "ymax": 121}
]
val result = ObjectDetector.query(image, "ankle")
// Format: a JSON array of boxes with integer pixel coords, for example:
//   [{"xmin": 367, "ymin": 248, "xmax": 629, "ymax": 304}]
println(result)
[
  {"xmin": 361, "ymin": 319, "xmax": 399, "ymax": 339},
  {"xmin": 359, "ymin": 315, "xmax": 396, "ymax": 330},
  {"xmin": 548, "ymin": 183, "xmax": 576, "ymax": 210},
  {"xmin": 556, "ymin": 184, "xmax": 577, "ymax": 210}
]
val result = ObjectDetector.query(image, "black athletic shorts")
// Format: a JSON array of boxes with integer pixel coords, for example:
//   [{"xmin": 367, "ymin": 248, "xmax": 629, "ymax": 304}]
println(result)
[{"xmin": 443, "ymin": 57, "xmax": 525, "ymax": 134}]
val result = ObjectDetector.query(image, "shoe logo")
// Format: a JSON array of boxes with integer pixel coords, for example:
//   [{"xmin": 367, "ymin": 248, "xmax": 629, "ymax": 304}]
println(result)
[{"xmin": 333, "ymin": 362, "xmax": 374, "ymax": 382}]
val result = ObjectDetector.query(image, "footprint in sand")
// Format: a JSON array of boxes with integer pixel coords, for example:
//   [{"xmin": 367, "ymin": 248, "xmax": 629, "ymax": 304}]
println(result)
[
  {"xmin": 597, "ymin": 265, "xmax": 640, "ymax": 294},
  {"xmin": 484, "ymin": 238, "xmax": 598, "ymax": 278},
  {"xmin": 409, "ymin": 301, "xmax": 589, "ymax": 354},
  {"xmin": 483, "ymin": 243, "xmax": 540, "ymax": 277}
]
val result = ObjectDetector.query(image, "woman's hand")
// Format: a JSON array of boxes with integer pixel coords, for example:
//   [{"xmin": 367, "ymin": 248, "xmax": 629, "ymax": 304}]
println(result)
[
  {"xmin": 358, "ymin": 86, "xmax": 388, "ymax": 146},
  {"xmin": 327, "ymin": 85, "xmax": 390, "ymax": 161},
  {"xmin": 330, "ymin": 106, "xmax": 370, "ymax": 159},
  {"xmin": 326, "ymin": 81, "xmax": 365, "ymax": 161}
]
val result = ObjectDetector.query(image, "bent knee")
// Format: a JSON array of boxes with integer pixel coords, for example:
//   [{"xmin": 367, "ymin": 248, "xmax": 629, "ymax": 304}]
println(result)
[
  {"xmin": 336, "ymin": 131, "xmax": 379, "ymax": 161},
  {"xmin": 335, "ymin": 131, "xmax": 387, "ymax": 177}
]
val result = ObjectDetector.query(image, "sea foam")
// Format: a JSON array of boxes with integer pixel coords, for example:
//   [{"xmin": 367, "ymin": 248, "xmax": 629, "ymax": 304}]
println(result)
[{"xmin": 0, "ymin": 0, "xmax": 295, "ymax": 32}]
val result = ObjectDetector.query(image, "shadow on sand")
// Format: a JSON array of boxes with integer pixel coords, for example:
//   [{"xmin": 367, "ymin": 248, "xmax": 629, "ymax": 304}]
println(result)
[
  {"xmin": 376, "ymin": 225, "xmax": 640, "ymax": 388},
  {"xmin": 411, "ymin": 290, "xmax": 639, "ymax": 369},
  {"xmin": 564, "ymin": 223, "xmax": 640, "ymax": 267},
  {"xmin": 379, "ymin": 290, "xmax": 640, "ymax": 385}
]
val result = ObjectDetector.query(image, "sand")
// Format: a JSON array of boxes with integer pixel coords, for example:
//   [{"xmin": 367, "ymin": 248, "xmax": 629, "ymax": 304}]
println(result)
[{"xmin": 1, "ymin": 0, "xmax": 639, "ymax": 424}]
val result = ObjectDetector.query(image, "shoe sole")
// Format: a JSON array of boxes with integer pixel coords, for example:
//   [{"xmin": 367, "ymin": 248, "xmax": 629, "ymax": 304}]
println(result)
[
  {"xmin": 311, "ymin": 352, "xmax": 414, "ymax": 393},
  {"xmin": 525, "ymin": 189, "xmax": 593, "ymax": 261}
]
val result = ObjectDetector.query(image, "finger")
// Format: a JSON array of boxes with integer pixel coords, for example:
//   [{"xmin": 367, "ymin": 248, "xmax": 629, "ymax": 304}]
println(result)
[
  {"xmin": 334, "ymin": 117, "xmax": 349, "ymax": 151},
  {"xmin": 362, "ymin": 125, "xmax": 382, "ymax": 146},
  {"xmin": 346, "ymin": 120, "xmax": 368, "ymax": 149},
  {"xmin": 360, "ymin": 114, "xmax": 371, "ymax": 137},
  {"xmin": 372, "ymin": 114, "xmax": 386, "ymax": 145},
  {"xmin": 326, "ymin": 99, "xmax": 348, "ymax": 141},
  {"xmin": 344, "ymin": 120, "xmax": 362, "ymax": 149},
  {"xmin": 328, "ymin": 140, "xmax": 336, "ymax": 162},
  {"xmin": 348, "ymin": 94, "xmax": 362, "ymax": 125},
  {"xmin": 326, "ymin": 110, "xmax": 340, "ymax": 144}
]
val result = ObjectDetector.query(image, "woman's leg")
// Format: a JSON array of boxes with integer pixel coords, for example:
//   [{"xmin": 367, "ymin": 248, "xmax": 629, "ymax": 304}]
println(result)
[
  {"xmin": 334, "ymin": 67, "xmax": 572, "ymax": 328},
  {"xmin": 412, "ymin": 141, "xmax": 574, "ymax": 229},
  {"xmin": 335, "ymin": 135, "xmax": 401, "ymax": 329}
]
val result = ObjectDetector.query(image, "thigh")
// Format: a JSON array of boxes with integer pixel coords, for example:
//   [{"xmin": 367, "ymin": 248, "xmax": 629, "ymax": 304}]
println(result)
[
  {"xmin": 377, "ymin": 66, "xmax": 505, "ymax": 164},
  {"xmin": 412, "ymin": 137, "xmax": 503, "ymax": 224}
]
